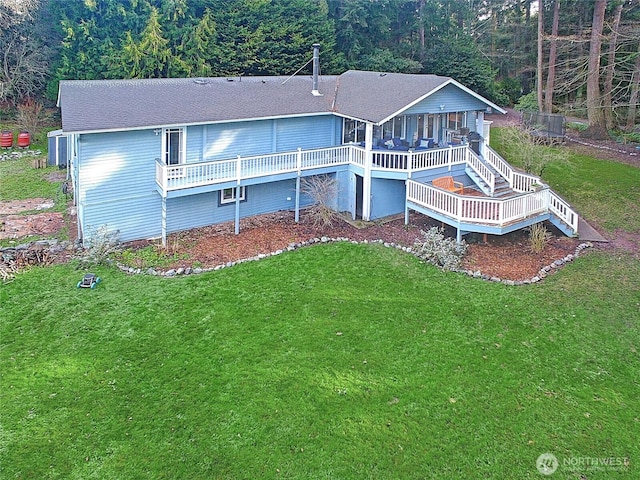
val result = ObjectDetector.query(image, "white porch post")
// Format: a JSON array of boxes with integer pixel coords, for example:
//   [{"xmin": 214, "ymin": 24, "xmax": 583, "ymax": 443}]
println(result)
[
  {"xmin": 404, "ymin": 180, "xmax": 410, "ymax": 225},
  {"xmin": 295, "ymin": 148, "xmax": 302, "ymax": 222},
  {"xmin": 235, "ymin": 155, "xmax": 241, "ymax": 235},
  {"xmin": 295, "ymin": 176, "xmax": 301, "ymax": 222},
  {"xmin": 362, "ymin": 123, "xmax": 373, "ymax": 221},
  {"xmin": 161, "ymin": 196, "xmax": 167, "ymax": 247}
]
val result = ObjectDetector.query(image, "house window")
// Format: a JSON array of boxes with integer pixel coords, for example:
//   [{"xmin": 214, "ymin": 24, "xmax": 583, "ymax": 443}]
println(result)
[
  {"xmin": 164, "ymin": 127, "xmax": 185, "ymax": 165},
  {"xmin": 342, "ymin": 118, "xmax": 366, "ymax": 144},
  {"xmin": 382, "ymin": 116, "xmax": 406, "ymax": 139},
  {"xmin": 447, "ymin": 112, "xmax": 467, "ymax": 131},
  {"xmin": 417, "ymin": 114, "xmax": 435, "ymax": 139},
  {"xmin": 220, "ymin": 186, "xmax": 246, "ymax": 205}
]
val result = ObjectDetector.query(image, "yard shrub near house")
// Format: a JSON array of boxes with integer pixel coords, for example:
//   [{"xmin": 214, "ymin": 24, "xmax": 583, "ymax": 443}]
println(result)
[
  {"xmin": 412, "ymin": 226, "xmax": 468, "ymax": 271},
  {"xmin": 527, "ymin": 222, "xmax": 552, "ymax": 253}
]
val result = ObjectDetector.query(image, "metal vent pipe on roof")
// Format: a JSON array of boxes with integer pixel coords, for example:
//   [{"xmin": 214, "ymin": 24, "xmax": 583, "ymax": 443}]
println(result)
[{"xmin": 312, "ymin": 43, "xmax": 322, "ymax": 96}]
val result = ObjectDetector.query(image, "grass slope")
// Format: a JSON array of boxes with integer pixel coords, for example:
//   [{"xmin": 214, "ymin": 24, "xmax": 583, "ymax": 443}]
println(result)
[
  {"xmin": 491, "ymin": 128, "xmax": 640, "ymax": 233},
  {"xmin": 1, "ymin": 243, "xmax": 639, "ymax": 479}
]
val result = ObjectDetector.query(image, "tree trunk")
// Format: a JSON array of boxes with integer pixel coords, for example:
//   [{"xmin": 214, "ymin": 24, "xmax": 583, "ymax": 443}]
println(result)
[
  {"xmin": 603, "ymin": 3, "xmax": 623, "ymax": 130},
  {"xmin": 537, "ymin": 2, "xmax": 544, "ymax": 112},
  {"xmin": 582, "ymin": 0, "xmax": 609, "ymax": 140},
  {"xmin": 626, "ymin": 42, "xmax": 640, "ymax": 132},
  {"xmin": 544, "ymin": 0, "xmax": 560, "ymax": 113},
  {"xmin": 418, "ymin": 0, "xmax": 425, "ymax": 62}
]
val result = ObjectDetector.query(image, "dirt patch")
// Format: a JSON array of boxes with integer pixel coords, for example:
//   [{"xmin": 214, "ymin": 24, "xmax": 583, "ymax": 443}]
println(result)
[
  {"xmin": 0, "ymin": 212, "xmax": 65, "ymax": 240},
  {"xmin": 0, "ymin": 198, "xmax": 55, "ymax": 215}
]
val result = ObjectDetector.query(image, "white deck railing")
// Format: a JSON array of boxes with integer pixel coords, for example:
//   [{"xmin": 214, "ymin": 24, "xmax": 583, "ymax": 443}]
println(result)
[
  {"xmin": 407, "ymin": 180, "xmax": 550, "ymax": 227},
  {"xmin": 157, "ymin": 146, "xmax": 353, "ymax": 191},
  {"xmin": 484, "ymin": 146, "xmax": 540, "ymax": 192},
  {"xmin": 548, "ymin": 190, "xmax": 579, "ymax": 231},
  {"xmin": 464, "ymin": 149, "xmax": 496, "ymax": 194},
  {"xmin": 156, "ymin": 145, "xmax": 473, "ymax": 193}
]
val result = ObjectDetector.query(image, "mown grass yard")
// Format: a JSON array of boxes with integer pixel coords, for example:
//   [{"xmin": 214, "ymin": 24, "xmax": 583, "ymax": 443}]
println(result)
[
  {"xmin": 1, "ymin": 128, "xmax": 639, "ymax": 478},
  {"xmin": 1, "ymin": 243, "xmax": 639, "ymax": 479}
]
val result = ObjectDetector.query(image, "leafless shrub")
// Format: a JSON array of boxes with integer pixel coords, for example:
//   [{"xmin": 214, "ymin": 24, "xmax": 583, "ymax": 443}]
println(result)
[
  {"xmin": 300, "ymin": 174, "xmax": 339, "ymax": 228},
  {"xmin": 77, "ymin": 225, "xmax": 121, "ymax": 267},
  {"xmin": 499, "ymin": 126, "xmax": 567, "ymax": 177},
  {"xmin": 527, "ymin": 223, "xmax": 552, "ymax": 253},
  {"xmin": 16, "ymin": 99, "xmax": 51, "ymax": 142}
]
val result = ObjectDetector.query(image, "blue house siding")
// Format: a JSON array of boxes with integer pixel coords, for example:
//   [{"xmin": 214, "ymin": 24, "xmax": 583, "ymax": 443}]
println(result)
[
  {"xmin": 165, "ymin": 179, "xmax": 314, "ymax": 234},
  {"xmin": 201, "ymin": 120, "xmax": 274, "ymax": 161},
  {"xmin": 275, "ymin": 116, "xmax": 336, "ymax": 151},
  {"xmin": 183, "ymin": 115, "xmax": 338, "ymax": 164},
  {"xmin": 335, "ymin": 170, "xmax": 353, "ymax": 213},
  {"xmin": 370, "ymin": 178, "xmax": 405, "ymax": 219},
  {"xmin": 77, "ymin": 130, "xmax": 161, "ymax": 242},
  {"xmin": 403, "ymin": 84, "xmax": 488, "ymax": 115}
]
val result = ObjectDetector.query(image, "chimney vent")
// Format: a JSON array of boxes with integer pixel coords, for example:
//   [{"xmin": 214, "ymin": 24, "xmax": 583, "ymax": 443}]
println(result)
[{"xmin": 312, "ymin": 44, "xmax": 322, "ymax": 96}]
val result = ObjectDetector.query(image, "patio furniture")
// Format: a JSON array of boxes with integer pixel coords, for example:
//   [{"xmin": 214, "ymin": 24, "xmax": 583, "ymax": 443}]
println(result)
[{"xmin": 433, "ymin": 176, "xmax": 464, "ymax": 194}]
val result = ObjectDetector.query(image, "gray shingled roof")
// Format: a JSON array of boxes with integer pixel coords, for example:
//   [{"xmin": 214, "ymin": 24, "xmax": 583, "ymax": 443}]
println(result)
[
  {"xmin": 332, "ymin": 70, "xmax": 450, "ymax": 123},
  {"xmin": 58, "ymin": 70, "xmax": 502, "ymax": 133},
  {"xmin": 58, "ymin": 75, "xmax": 338, "ymax": 133}
]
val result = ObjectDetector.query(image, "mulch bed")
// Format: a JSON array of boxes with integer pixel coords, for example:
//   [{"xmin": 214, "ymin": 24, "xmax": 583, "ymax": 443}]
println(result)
[{"xmin": 134, "ymin": 210, "xmax": 581, "ymax": 281}]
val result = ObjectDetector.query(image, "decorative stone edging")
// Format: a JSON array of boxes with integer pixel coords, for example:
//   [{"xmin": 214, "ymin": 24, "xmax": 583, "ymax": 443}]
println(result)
[
  {"xmin": 457, "ymin": 241, "xmax": 593, "ymax": 285},
  {"xmin": 0, "ymin": 236, "xmax": 594, "ymax": 285},
  {"xmin": 0, "ymin": 149, "xmax": 43, "ymax": 162},
  {"xmin": 114, "ymin": 236, "xmax": 594, "ymax": 286}
]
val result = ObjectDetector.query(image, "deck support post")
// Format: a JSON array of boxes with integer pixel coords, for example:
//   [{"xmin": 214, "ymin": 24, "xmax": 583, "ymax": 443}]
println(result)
[
  {"xmin": 456, "ymin": 227, "xmax": 462, "ymax": 244},
  {"xmin": 404, "ymin": 180, "xmax": 410, "ymax": 225},
  {"xmin": 235, "ymin": 155, "xmax": 241, "ymax": 234},
  {"xmin": 234, "ymin": 185, "xmax": 241, "ymax": 235},
  {"xmin": 295, "ymin": 175, "xmax": 301, "ymax": 222},
  {"xmin": 362, "ymin": 123, "xmax": 373, "ymax": 221},
  {"xmin": 161, "ymin": 196, "xmax": 167, "ymax": 247}
]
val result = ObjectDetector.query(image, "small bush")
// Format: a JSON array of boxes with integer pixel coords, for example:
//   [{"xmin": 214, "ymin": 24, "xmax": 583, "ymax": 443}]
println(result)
[
  {"xmin": 301, "ymin": 174, "xmax": 339, "ymax": 228},
  {"xmin": 527, "ymin": 223, "xmax": 552, "ymax": 253},
  {"xmin": 413, "ymin": 227, "xmax": 468, "ymax": 271},
  {"xmin": 76, "ymin": 225, "xmax": 121, "ymax": 267},
  {"xmin": 514, "ymin": 92, "xmax": 538, "ymax": 113}
]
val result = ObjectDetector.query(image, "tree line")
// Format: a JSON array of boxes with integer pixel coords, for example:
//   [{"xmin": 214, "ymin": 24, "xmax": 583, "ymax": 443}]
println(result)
[{"xmin": 1, "ymin": 0, "xmax": 638, "ymax": 136}]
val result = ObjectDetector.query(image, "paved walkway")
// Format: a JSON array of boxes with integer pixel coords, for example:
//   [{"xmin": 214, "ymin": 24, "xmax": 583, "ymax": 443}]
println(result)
[{"xmin": 578, "ymin": 217, "xmax": 608, "ymax": 242}]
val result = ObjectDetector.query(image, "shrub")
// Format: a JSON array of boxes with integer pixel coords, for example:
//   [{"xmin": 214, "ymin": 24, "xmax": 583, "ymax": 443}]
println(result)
[
  {"xmin": 514, "ymin": 91, "xmax": 538, "ymax": 113},
  {"xmin": 413, "ymin": 227, "xmax": 468, "ymax": 271},
  {"xmin": 76, "ymin": 225, "xmax": 121, "ymax": 267},
  {"xmin": 300, "ymin": 174, "xmax": 339, "ymax": 228},
  {"xmin": 527, "ymin": 223, "xmax": 552, "ymax": 253}
]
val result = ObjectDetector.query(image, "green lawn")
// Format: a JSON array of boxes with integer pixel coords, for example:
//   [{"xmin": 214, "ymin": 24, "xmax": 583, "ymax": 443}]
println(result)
[
  {"xmin": 491, "ymin": 128, "xmax": 640, "ymax": 233},
  {"xmin": 1, "ymin": 243, "xmax": 639, "ymax": 479}
]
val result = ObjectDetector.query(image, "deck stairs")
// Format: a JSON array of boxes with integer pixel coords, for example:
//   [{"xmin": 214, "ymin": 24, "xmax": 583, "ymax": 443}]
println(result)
[
  {"xmin": 465, "ymin": 161, "xmax": 512, "ymax": 198},
  {"xmin": 409, "ymin": 147, "xmax": 580, "ymax": 240}
]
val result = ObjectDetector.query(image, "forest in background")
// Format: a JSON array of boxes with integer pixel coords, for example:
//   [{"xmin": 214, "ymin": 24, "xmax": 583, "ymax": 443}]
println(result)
[{"xmin": 1, "ymin": 0, "xmax": 639, "ymax": 137}]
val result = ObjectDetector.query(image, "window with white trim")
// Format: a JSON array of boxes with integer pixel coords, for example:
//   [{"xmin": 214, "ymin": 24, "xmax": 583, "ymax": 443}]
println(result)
[
  {"xmin": 342, "ymin": 118, "xmax": 366, "ymax": 144},
  {"xmin": 220, "ymin": 186, "xmax": 246, "ymax": 205},
  {"xmin": 163, "ymin": 127, "xmax": 185, "ymax": 165}
]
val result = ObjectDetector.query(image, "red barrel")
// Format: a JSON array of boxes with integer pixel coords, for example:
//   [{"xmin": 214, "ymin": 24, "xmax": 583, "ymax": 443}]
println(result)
[
  {"xmin": 0, "ymin": 130, "xmax": 12, "ymax": 148},
  {"xmin": 17, "ymin": 131, "xmax": 31, "ymax": 148}
]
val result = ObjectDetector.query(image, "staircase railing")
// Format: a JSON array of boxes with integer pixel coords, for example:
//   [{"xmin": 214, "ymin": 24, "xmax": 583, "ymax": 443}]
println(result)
[
  {"xmin": 464, "ymin": 148, "xmax": 495, "ymax": 195},
  {"xmin": 548, "ymin": 190, "xmax": 579, "ymax": 232},
  {"xmin": 484, "ymin": 146, "xmax": 539, "ymax": 192}
]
